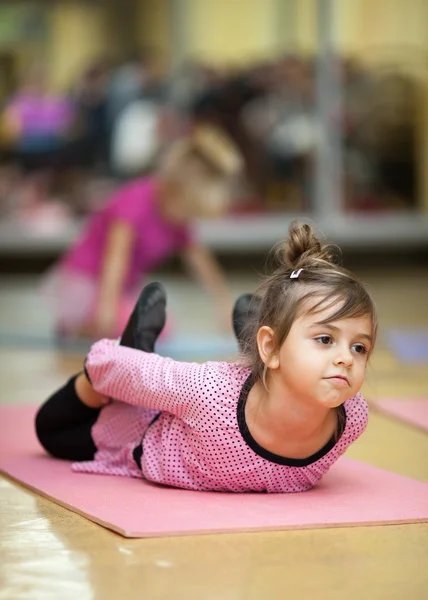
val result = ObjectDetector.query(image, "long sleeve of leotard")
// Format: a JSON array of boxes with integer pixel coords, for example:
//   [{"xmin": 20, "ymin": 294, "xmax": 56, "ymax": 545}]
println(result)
[{"xmin": 85, "ymin": 338, "xmax": 208, "ymax": 420}]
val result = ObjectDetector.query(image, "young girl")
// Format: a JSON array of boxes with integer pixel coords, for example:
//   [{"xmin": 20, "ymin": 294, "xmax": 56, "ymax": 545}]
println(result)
[
  {"xmin": 42, "ymin": 125, "xmax": 242, "ymax": 339},
  {"xmin": 36, "ymin": 221, "xmax": 377, "ymax": 493}
]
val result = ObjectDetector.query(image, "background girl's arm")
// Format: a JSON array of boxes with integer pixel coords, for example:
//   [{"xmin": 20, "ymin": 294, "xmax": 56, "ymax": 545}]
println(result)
[
  {"xmin": 181, "ymin": 242, "xmax": 233, "ymax": 332},
  {"xmin": 95, "ymin": 220, "xmax": 134, "ymax": 337},
  {"xmin": 85, "ymin": 339, "xmax": 207, "ymax": 420}
]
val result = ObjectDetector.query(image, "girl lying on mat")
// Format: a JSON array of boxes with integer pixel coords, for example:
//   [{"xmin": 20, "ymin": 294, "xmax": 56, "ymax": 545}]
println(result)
[{"xmin": 35, "ymin": 221, "xmax": 377, "ymax": 493}]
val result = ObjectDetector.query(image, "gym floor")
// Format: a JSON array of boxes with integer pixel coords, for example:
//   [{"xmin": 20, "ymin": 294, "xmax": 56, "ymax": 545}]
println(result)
[{"xmin": 1, "ymin": 264, "xmax": 427, "ymax": 599}]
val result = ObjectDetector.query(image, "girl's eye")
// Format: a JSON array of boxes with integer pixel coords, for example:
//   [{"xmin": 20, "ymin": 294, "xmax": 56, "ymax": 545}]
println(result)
[
  {"xmin": 352, "ymin": 343, "xmax": 368, "ymax": 355},
  {"xmin": 315, "ymin": 335, "xmax": 332, "ymax": 345}
]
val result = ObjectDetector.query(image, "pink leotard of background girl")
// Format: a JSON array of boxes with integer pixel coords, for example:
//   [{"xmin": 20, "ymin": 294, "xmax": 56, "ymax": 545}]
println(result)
[{"xmin": 62, "ymin": 177, "xmax": 193, "ymax": 293}]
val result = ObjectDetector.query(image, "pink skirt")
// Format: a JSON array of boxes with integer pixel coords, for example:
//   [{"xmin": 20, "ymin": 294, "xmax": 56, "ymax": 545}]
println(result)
[
  {"xmin": 40, "ymin": 266, "xmax": 139, "ymax": 338},
  {"xmin": 40, "ymin": 266, "xmax": 173, "ymax": 340}
]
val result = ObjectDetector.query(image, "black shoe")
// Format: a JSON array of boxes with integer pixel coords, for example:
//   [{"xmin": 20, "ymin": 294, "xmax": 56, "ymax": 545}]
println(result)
[
  {"xmin": 232, "ymin": 293, "xmax": 260, "ymax": 352},
  {"xmin": 120, "ymin": 282, "xmax": 167, "ymax": 353}
]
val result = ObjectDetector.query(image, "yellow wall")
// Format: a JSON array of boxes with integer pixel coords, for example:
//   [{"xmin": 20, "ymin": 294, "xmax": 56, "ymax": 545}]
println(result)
[
  {"xmin": 283, "ymin": 0, "xmax": 428, "ymax": 70},
  {"xmin": 46, "ymin": 0, "xmax": 428, "ymax": 87},
  {"xmin": 137, "ymin": 0, "xmax": 171, "ymax": 68},
  {"xmin": 175, "ymin": 0, "xmax": 428, "ymax": 65},
  {"xmin": 184, "ymin": 0, "xmax": 279, "ymax": 65},
  {"xmin": 294, "ymin": 0, "xmax": 317, "ymax": 54},
  {"xmin": 335, "ymin": 0, "xmax": 428, "ymax": 53},
  {"xmin": 48, "ymin": 2, "xmax": 109, "ymax": 90},
  {"xmin": 47, "ymin": 0, "xmax": 172, "ymax": 90},
  {"xmin": 138, "ymin": 0, "xmax": 170, "ymax": 52}
]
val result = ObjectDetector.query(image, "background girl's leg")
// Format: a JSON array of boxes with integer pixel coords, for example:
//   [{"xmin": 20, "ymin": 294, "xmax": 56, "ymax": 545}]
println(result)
[{"xmin": 40, "ymin": 267, "xmax": 96, "ymax": 339}]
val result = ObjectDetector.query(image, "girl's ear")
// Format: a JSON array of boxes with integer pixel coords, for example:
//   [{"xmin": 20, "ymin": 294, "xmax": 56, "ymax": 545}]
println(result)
[{"xmin": 256, "ymin": 326, "xmax": 279, "ymax": 370}]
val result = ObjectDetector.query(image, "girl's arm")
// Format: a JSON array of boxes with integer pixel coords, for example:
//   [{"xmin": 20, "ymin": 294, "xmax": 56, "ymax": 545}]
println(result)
[
  {"xmin": 181, "ymin": 242, "xmax": 233, "ymax": 332},
  {"xmin": 94, "ymin": 220, "xmax": 134, "ymax": 337},
  {"xmin": 85, "ymin": 339, "xmax": 207, "ymax": 421}
]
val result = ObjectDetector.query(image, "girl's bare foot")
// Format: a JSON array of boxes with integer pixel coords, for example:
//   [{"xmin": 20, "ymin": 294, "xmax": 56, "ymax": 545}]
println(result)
[{"xmin": 75, "ymin": 372, "xmax": 110, "ymax": 408}]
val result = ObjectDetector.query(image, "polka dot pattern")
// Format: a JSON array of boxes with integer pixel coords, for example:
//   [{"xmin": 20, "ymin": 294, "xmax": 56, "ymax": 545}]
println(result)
[{"xmin": 71, "ymin": 339, "xmax": 369, "ymax": 493}]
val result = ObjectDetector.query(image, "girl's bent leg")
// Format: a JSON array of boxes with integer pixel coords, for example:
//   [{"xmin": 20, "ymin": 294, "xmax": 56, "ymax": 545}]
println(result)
[
  {"xmin": 36, "ymin": 282, "xmax": 167, "ymax": 461},
  {"xmin": 35, "ymin": 374, "xmax": 101, "ymax": 461}
]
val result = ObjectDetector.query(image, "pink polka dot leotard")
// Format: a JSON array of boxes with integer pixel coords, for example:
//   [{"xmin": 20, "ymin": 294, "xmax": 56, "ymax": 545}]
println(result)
[{"xmin": 72, "ymin": 339, "xmax": 369, "ymax": 493}]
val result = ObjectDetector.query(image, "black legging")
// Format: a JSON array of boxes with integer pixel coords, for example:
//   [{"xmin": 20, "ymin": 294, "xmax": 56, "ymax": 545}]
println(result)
[{"xmin": 35, "ymin": 374, "xmax": 100, "ymax": 461}]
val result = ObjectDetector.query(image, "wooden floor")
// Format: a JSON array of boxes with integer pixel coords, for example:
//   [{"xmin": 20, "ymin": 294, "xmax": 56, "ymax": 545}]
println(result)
[{"xmin": 1, "ymin": 267, "xmax": 428, "ymax": 599}]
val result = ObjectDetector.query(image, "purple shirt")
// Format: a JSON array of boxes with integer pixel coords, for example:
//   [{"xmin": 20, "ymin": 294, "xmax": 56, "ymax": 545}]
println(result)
[
  {"xmin": 8, "ymin": 93, "xmax": 74, "ymax": 136},
  {"xmin": 62, "ymin": 178, "xmax": 193, "ymax": 291}
]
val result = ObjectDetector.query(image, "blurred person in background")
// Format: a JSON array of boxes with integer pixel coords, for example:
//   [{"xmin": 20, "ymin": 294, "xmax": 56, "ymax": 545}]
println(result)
[
  {"xmin": 0, "ymin": 63, "xmax": 76, "ymax": 213},
  {"xmin": 167, "ymin": 59, "xmax": 222, "ymax": 124},
  {"xmin": 107, "ymin": 49, "xmax": 169, "ymax": 179},
  {"xmin": 189, "ymin": 64, "xmax": 267, "ymax": 198},
  {"xmin": 106, "ymin": 49, "xmax": 164, "ymax": 127},
  {"xmin": 72, "ymin": 60, "xmax": 110, "ymax": 173},
  {"xmin": 2, "ymin": 63, "xmax": 75, "ymax": 161},
  {"xmin": 0, "ymin": 61, "xmax": 116, "ymax": 222},
  {"xmin": 41, "ymin": 126, "xmax": 243, "ymax": 341},
  {"xmin": 109, "ymin": 94, "xmax": 161, "ymax": 179},
  {"xmin": 241, "ymin": 56, "xmax": 318, "ymax": 210},
  {"xmin": 345, "ymin": 69, "xmax": 419, "ymax": 210}
]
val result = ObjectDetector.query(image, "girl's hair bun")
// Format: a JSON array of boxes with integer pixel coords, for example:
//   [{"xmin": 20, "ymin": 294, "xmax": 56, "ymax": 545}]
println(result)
[{"xmin": 276, "ymin": 221, "xmax": 340, "ymax": 271}]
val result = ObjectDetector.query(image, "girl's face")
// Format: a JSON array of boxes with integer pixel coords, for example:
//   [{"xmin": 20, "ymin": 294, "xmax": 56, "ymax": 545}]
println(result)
[
  {"xmin": 160, "ymin": 159, "xmax": 230, "ymax": 223},
  {"xmin": 162, "ymin": 181, "xmax": 228, "ymax": 222},
  {"xmin": 159, "ymin": 180, "xmax": 193, "ymax": 223},
  {"xmin": 266, "ymin": 303, "xmax": 373, "ymax": 409}
]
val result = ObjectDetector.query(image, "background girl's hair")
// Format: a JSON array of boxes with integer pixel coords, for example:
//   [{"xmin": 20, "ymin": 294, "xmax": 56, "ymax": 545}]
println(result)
[
  {"xmin": 158, "ymin": 126, "xmax": 243, "ymax": 218},
  {"xmin": 240, "ymin": 220, "xmax": 378, "ymax": 388},
  {"xmin": 159, "ymin": 125, "xmax": 243, "ymax": 179},
  {"xmin": 191, "ymin": 126, "xmax": 243, "ymax": 176}
]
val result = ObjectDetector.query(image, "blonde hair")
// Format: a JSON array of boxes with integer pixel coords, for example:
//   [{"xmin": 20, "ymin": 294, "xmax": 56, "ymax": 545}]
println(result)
[
  {"xmin": 158, "ymin": 126, "xmax": 243, "ymax": 217},
  {"xmin": 241, "ymin": 221, "xmax": 378, "ymax": 388}
]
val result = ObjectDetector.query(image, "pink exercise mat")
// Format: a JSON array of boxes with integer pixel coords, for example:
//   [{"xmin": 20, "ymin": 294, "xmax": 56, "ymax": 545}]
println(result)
[
  {"xmin": 371, "ymin": 398, "xmax": 428, "ymax": 433},
  {"xmin": 1, "ymin": 404, "xmax": 428, "ymax": 538}
]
